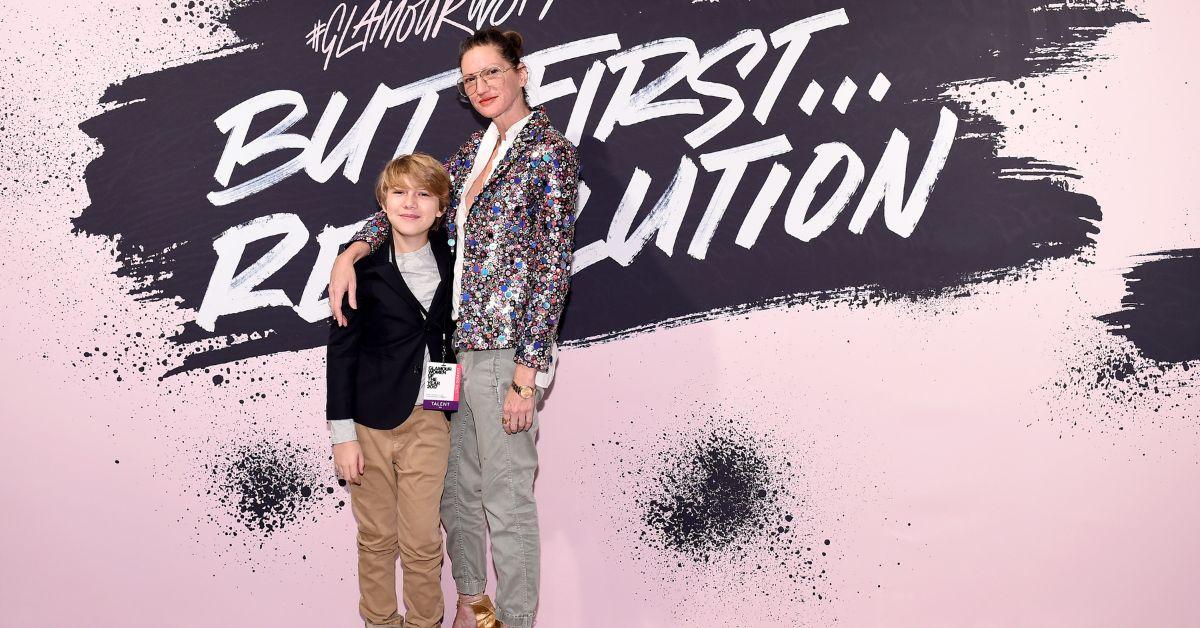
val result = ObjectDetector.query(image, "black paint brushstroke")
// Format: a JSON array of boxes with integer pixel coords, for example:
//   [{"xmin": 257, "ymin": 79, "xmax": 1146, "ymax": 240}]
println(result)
[
  {"xmin": 77, "ymin": 1, "xmax": 1139, "ymax": 373},
  {"xmin": 1099, "ymin": 249, "xmax": 1200, "ymax": 364}
]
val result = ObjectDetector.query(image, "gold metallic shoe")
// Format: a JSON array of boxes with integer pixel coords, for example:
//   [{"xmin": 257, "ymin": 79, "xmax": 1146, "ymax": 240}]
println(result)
[{"xmin": 466, "ymin": 595, "xmax": 503, "ymax": 628}]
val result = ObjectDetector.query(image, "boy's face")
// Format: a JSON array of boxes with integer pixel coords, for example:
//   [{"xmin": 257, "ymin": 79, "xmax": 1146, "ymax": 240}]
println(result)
[{"xmin": 381, "ymin": 176, "xmax": 444, "ymax": 239}]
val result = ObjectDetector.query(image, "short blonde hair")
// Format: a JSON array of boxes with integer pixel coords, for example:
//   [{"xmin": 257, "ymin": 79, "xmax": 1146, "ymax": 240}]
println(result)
[{"xmin": 374, "ymin": 153, "xmax": 451, "ymax": 209}]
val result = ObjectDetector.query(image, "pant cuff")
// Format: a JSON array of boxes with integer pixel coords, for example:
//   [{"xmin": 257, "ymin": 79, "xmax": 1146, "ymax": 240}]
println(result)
[
  {"xmin": 455, "ymin": 578, "xmax": 486, "ymax": 596},
  {"xmin": 496, "ymin": 609, "xmax": 534, "ymax": 628},
  {"xmin": 364, "ymin": 615, "xmax": 404, "ymax": 627}
]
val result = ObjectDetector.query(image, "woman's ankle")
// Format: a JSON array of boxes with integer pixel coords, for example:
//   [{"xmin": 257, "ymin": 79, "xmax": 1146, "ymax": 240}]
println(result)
[{"xmin": 457, "ymin": 592, "xmax": 485, "ymax": 605}]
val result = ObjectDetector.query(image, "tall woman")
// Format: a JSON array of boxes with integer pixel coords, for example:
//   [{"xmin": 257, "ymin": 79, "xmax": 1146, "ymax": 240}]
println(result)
[{"xmin": 328, "ymin": 28, "xmax": 579, "ymax": 628}]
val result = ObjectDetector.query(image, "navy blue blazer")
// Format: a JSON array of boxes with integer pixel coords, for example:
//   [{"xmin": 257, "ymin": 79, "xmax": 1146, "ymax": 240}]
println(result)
[{"xmin": 326, "ymin": 232, "xmax": 454, "ymax": 430}]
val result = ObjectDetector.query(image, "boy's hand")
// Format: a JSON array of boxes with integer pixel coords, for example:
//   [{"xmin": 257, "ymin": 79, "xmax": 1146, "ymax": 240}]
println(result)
[{"xmin": 333, "ymin": 441, "xmax": 365, "ymax": 485}]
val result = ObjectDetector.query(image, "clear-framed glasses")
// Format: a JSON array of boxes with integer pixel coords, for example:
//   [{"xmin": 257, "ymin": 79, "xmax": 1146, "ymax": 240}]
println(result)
[{"xmin": 457, "ymin": 64, "xmax": 519, "ymax": 98}]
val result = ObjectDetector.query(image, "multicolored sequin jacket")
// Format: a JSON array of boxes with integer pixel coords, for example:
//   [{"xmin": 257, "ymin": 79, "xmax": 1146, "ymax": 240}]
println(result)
[{"xmin": 351, "ymin": 108, "xmax": 579, "ymax": 372}]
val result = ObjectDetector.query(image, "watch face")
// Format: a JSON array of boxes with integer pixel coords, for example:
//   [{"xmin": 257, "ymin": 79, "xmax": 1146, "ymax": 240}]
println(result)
[{"xmin": 512, "ymin": 381, "xmax": 535, "ymax": 399}]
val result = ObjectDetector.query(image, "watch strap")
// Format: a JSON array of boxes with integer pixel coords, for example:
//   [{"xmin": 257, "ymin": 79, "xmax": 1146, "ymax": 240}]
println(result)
[{"xmin": 510, "ymin": 380, "xmax": 535, "ymax": 399}]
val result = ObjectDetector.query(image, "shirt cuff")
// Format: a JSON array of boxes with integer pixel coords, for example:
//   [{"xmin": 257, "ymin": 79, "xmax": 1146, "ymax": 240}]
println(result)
[
  {"xmin": 328, "ymin": 419, "xmax": 358, "ymax": 445},
  {"xmin": 516, "ymin": 343, "xmax": 557, "ymax": 389}
]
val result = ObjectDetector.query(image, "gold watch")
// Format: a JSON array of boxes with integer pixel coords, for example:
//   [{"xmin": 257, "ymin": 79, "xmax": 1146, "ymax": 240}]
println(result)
[{"xmin": 511, "ymin": 381, "xmax": 535, "ymax": 399}]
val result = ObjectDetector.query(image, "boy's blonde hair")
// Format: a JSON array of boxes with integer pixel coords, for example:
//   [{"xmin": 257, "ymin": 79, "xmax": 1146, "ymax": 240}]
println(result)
[{"xmin": 374, "ymin": 153, "xmax": 451, "ymax": 210}]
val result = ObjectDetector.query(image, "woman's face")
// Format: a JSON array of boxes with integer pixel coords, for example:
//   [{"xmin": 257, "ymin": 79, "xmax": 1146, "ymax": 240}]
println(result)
[{"xmin": 460, "ymin": 44, "xmax": 527, "ymax": 121}]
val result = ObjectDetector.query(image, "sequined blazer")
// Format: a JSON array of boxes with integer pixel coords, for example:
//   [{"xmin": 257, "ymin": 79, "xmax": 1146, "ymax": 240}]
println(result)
[{"xmin": 351, "ymin": 107, "xmax": 579, "ymax": 372}]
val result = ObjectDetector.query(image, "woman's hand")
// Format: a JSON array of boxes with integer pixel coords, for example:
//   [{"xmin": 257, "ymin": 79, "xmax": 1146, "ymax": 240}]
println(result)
[
  {"xmin": 329, "ymin": 241, "xmax": 370, "ymax": 326},
  {"xmin": 503, "ymin": 364, "xmax": 538, "ymax": 434},
  {"xmin": 502, "ymin": 388, "xmax": 535, "ymax": 434},
  {"xmin": 333, "ymin": 441, "xmax": 365, "ymax": 485}
]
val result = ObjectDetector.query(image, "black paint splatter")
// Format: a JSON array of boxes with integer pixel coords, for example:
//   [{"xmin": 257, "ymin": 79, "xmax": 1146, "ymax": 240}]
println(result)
[
  {"xmin": 205, "ymin": 437, "xmax": 342, "ymax": 537},
  {"xmin": 638, "ymin": 430, "xmax": 781, "ymax": 563},
  {"xmin": 1044, "ymin": 249, "xmax": 1200, "ymax": 433},
  {"xmin": 598, "ymin": 417, "xmax": 836, "ymax": 612},
  {"xmin": 164, "ymin": 0, "xmax": 232, "ymax": 34},
  {"xmin": 1048, "ymin": 333, "xmax": 1196, "ymax": 434},
  {"xmin": 1099, "ymin": 249, "xmax": 1200, "ymax": 364}
]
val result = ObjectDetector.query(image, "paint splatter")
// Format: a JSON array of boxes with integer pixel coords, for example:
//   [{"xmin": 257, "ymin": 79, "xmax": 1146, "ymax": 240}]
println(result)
[
  {"xmin": 204, "ymin": 436, "xmax": 342, "ymax": 537},
  {"xmin": 637, "ymin": 430, "xmax": 782, "ymax": 563},
  {"xmin": 163, "ymin": 0, "xmax": 236, "ymax": 34},
  {"xmin": 1041, "ymin": 250, "xmax": 1200, "ymax": 434},
  {"xmin": 593, "ymin": 414, "xmax": 838, "ymax": 615},
  {"xmin": 1047, "ymin": 328, "xmax": 1197, "ymax": 435},
  {"xmin": 1099, "ymin": 249, "xmax": 1200, "ymax": 364}
]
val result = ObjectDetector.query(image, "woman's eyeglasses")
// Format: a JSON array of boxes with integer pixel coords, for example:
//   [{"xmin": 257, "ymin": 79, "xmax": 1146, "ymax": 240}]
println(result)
[{"xmin": 457, "ymin": 64, "xmax": 520, "ymax": 98}]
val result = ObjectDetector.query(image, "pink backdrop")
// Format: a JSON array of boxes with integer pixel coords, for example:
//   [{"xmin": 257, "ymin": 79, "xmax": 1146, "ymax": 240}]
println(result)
[{"xmin": 1, "ymin": 0, "xmax": 1198, "ymax": 626}]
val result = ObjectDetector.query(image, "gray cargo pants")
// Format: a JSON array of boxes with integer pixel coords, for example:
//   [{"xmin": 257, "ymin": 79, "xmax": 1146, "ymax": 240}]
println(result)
[{"xmin": 440, "ymin": 348, "xmax": 540, "ymax": 628}]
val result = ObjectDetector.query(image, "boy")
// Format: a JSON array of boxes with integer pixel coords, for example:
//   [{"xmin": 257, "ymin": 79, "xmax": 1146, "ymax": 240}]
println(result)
[{"xmin": 326, "ymin": 153, "xmax": 455, "ymax": 628}]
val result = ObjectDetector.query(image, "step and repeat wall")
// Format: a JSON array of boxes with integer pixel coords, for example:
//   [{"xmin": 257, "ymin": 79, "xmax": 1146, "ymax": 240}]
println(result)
[{"xmin": 2, "ymin": 0, "xmax": 1198, "ymax": 625}]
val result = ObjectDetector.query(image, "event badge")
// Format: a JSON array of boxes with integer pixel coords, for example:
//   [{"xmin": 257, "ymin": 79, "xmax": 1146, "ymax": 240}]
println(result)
[{"xmin": 422, "ymin": 362, "xmax": 462, "ymax": 411}]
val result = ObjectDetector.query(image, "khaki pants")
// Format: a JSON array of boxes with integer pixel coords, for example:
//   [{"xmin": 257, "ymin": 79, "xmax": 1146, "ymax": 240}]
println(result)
[{"xmin": 351, "ymin": 408, "xmax": 451, "ymax": 628}]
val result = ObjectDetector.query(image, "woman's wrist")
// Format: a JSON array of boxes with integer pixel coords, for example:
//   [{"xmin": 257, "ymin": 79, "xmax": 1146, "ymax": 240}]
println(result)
[
  {"xmin": 512, "ymin": 363, "xmax": 537, "ymax": 387},
  {"xmin": 339, "ymin": 240, "xmax": 370, "ymax": 264}
]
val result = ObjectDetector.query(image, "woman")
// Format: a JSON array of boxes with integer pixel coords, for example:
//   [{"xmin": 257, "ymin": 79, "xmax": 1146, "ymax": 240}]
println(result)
[{"xmin": 329, "ymin": 28, "xmax": 579, "ymax": 628}]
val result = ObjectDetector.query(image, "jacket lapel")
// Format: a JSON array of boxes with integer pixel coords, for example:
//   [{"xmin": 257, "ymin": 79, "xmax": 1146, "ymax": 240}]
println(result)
[
  {"xmin": 449, "ymin": 133, "xmax": 484, "ymax": 212},
  {"xmin": 428, "ymin": 235, "xmax": 452, "ymax": 316},
  {"xmin": 364, "ymin": 241, "xmax": 426, "ymax": 317},
  {"xmin": 469, "ymin": 108, "xmax": 547, "ymax": 214}
]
